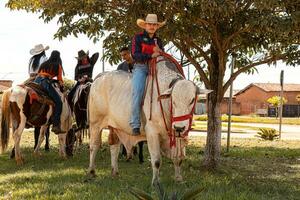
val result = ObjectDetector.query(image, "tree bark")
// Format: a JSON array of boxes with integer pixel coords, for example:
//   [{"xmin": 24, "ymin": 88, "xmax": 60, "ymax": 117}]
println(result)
[
  {"xmin": 203, "ymin": 93, "xmax": 222, "ymax": 169},
  {"xmin": 203, "ymin": 45, "xmax": 223, "ymax": 169}
]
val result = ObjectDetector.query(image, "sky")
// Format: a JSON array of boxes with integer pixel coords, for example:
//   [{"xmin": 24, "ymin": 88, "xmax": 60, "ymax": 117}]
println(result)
[{"xmin": 0, "ymin": 1, "xmax": 299, "ymax": 89}]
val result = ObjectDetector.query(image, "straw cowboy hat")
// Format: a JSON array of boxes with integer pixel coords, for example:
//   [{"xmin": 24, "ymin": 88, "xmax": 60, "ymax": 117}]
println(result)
[
  {"xmin": 76, "ymin": 50, "xmax": 89, "ymax": 60},
  {"xmin": 137, "ymin": 14, "xmax": 166, "ymax": 29},
  {"xmin": 30, "ymin": 44, "xmax": 49, "ymax": 55}
]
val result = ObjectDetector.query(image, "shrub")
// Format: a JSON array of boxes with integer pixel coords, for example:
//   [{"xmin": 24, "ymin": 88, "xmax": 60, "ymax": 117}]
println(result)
[{"xmin": 257, "ymin": 128, "xmax": 279, "ymax": 140}]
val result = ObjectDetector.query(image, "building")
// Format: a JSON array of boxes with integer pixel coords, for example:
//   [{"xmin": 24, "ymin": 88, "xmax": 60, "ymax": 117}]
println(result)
[
  {"xmin": 196, "ymin": 89, "xmax": 240, "ymax": 115},
  {"xmin": 235, "ymin": 83, "xmax": 300, "ymax": 117},
  {"xmin": 0, "ymin": 80, "xmax": 13, "ymax": 93}
]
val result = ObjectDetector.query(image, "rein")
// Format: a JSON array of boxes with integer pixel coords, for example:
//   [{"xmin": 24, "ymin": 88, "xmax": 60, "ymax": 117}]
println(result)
[{"xmin": 148, "ymin": 52, "xmax": 196, "ymax": 147}]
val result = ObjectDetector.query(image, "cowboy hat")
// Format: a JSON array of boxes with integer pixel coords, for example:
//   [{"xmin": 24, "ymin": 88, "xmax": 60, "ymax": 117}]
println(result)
[
  {"xmin": 137, "ymin": 14, "xmax": 166, "ymax": 29},
  {"xmin": 75, "ymin": 50, "xmax": 89, "ymax": 60},
  {"xmin": 30, "ymin": 44, "xmax": 49, "ymax": 55}
]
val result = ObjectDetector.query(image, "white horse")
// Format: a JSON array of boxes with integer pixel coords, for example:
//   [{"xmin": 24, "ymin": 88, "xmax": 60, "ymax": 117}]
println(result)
[
  {"xmin": 0, "ymin": 82, "xmax": 72, "ymax": 165},
  {"xmin": 87, "ymin": 56, "xmax": 210, "ymax": 184}
]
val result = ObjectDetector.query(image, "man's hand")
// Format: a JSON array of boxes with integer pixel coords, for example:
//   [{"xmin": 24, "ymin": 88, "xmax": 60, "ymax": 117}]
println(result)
[
  {"xmin": 153, "ymin": 45, "xmax": 161, "ymax": 53},
  {"xmin": 151, "ymin": 52, "xmax": 160, "ymax": 58}
]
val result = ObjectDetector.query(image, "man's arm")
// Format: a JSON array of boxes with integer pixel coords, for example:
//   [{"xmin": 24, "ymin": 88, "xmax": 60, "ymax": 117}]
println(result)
[{"xmin": 90, "ymin": 52, "xmax": 99, "ymax": 66}]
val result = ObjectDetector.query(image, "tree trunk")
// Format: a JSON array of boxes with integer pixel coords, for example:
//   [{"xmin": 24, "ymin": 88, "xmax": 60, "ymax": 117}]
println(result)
[
  {"xmin": 203, "ymin": 44, "xmax": 223, "ymax": 169},
  {"xmin": 203, "ymin": 93, "xmax": 222, "ymax": 169}
]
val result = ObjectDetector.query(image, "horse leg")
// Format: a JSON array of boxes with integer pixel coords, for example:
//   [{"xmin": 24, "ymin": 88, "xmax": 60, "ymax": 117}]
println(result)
[
  {"xmin": 110, "ymin": 140, "xmax": 121, "ymax": 177},
  {"xmin": 34, "ymin": 125, "xmax": 47, "ymax": 156},
  {"xmin": 87, "ymin": 124, "xmax": 102, "ymax": 178},
  {"xmin": 34, "ymin": 126, "xmax": 40, "ymax": 149},
  {"xmin": 58, "ymin": 133, "xmax": 67, "ymax": 159},
  {"xmin": 121, "ymin": 144, "xmax": 126, "ymax": 157},
  {"xmin": 172, "ymin": 138, "xmax": 186, "ymax": 182},
  {"xmin": 79, "ymin": 130, "xmax": 83, "ymax": 145},
  {"xmin": 10, "ymin": 147, "xmax": 15, "ymax": 159},
  {"xmin": 44, "ymin": 127, "xmax": 50, "ymax": 151},
  {"xmin": 138, "ymin": 141, "xmax": 144, "ymax": 164},
  {"xmin": 13, "ymin": 116, "xmax": 26, "ymax": 165},
  {"xmin": 145, "ymin": 123, "xmax": 161, "ymax": 185}
]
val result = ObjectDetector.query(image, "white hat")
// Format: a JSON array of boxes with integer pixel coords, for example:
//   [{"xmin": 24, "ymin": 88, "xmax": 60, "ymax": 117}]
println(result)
[
  {"xmin": 30, "ymin": 44, "xmax": 49, "ymax": 55},
  {"xmin": 137, "ymin": 14, "xmax": 166, "ymax": 29}
]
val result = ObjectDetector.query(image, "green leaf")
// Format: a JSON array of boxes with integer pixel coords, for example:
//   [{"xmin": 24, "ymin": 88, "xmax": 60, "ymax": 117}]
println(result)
[{"xmin": 129, "ymin": 187, "xmax": 154, "ymax": 200}]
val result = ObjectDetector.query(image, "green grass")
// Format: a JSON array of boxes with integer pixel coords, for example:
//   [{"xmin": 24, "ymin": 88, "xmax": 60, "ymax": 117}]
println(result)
[
  {"xmin": 0, "ymin": 131, "xmax": 299, "ymax": 199},
  {"xmin": 194, "ymin": 115, "xmax": 300, "ymax": 125}
]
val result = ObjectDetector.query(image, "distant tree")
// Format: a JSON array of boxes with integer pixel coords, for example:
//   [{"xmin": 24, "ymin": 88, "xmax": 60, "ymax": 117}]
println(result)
[
  {"xmin": 267, "ymin": 96, "xmax": 287, "ymax": 118},
  {"xmin": 63, "ymin": 78, "xmax": 75, "ymax": 92},
  {"xmin": 7, "ymin": 0, "xmax": 299, "ymax": 168}
]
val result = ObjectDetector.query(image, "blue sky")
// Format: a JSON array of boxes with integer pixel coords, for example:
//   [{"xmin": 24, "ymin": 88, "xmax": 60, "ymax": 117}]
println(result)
[{"xmin": 0, "ymin": 1, "xmax": 299, "ymax": 89}]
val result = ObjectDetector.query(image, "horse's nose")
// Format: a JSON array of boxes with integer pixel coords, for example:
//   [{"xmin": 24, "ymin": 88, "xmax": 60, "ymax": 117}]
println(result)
[{"xmin": 174, "ymin": 125, "xmax": 185, "ymax": 133}]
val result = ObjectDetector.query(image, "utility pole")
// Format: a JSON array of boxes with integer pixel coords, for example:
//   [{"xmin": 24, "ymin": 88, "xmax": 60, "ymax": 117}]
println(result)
[
  {"xmin": 296, "ymin": 94, "xmax": 300, "ymax": 118},
  {"xmin": 187, "ymin": 65, "xmax": 190, "ymax": 80},
  {"xmin": 279, "ymin": 70, "xmax": 284, "ymax": 139},
  {"xmin": 102, "ymin": 46, "xmax": 105, "ymax": 72},
  {"xmin": 227, "ymin": 53, "xmax": 235, "ymax": 152}
]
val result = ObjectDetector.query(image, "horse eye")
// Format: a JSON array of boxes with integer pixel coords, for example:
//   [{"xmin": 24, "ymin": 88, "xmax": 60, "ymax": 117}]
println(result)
[{"xmin": 189, "ymin": 98, "xmax": 195, "ymax": 105}]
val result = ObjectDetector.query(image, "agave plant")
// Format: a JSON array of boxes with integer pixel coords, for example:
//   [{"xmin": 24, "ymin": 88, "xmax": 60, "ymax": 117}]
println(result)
[
  {"xmin": 257, "ymin": 128, "xmax": 279, "ymax": 141},
  {"xmin": 130, "ymin": 181, "xmax": 204, "ymax": 200}
]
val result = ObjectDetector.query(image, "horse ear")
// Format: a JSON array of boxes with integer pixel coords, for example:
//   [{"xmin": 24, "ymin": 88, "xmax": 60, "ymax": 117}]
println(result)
[
  {"xmin": 196, "ymin": 86, "xmax": 213, "ymax": 95},
  {"xmin": 158, "ymin": 88, "xmax": 172, "ymax": 100}
]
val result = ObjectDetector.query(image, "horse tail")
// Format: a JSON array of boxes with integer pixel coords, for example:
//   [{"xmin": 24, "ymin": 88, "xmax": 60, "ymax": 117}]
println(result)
[{"xmin": 1, "ymin": 89, "xmax": 12, "ymax": 153}]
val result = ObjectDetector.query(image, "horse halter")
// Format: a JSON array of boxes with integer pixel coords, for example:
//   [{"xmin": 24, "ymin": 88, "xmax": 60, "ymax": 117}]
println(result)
[
  {"xmin": 148, "ymin": 52, "xmax": 196, "ymax": 148},
  {"xmin": 168, "ymin": 80, "xmax": 198, "ymax": 147}
]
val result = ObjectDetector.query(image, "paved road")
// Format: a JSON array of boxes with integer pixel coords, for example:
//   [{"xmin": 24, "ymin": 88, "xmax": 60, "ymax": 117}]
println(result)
[{"xmin": 190, "ymin": 122, "xmax": 300, "ymax": 140}]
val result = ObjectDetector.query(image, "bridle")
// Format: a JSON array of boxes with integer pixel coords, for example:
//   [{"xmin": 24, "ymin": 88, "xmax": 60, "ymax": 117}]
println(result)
[{"xmin": 148, "ymin": 52, "xmax": 197, "ymax": 147}]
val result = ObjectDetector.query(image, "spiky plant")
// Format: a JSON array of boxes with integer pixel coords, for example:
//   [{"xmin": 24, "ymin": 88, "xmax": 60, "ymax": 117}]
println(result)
[{"xmin": 129, "ymin": 181, "xmax": 204, "ymax": 200}]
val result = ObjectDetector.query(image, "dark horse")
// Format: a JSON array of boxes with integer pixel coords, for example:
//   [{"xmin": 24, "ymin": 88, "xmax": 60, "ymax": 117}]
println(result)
[{"xmin": 68, "ymin": 81, "xmax": 91, "ymax": 146}]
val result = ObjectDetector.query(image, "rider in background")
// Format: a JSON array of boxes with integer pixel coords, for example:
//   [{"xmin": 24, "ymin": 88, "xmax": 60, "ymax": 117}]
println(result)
[
  {"xmin": 130, "ymin": 14, "xmax": 165, "ymax": 135},
  {"xmin": 28, "ymin": 44, "xmax": 49, "ymax": 78},
  {"xmin": 28, "ymin": 44, "xmax": 50, "ymax": 150},
  {"xmin": 34, "ymin": 50, "xmax": 65, "ymax": 134},
  {"xmin": 117, "ymin": 47, "xmax": 134, "ymax": 73},
  {"xmin": 68, "ymin": 50, "xmax": 99, "ymax": 107}
]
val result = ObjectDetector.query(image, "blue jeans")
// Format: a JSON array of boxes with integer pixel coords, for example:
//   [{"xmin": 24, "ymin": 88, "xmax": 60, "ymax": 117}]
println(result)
[
  {"xmin": 34, "ymin": 76, "xmax": 62, "ymax": 126},
  {"xmin": 130, "ymin": 64, "xmax": 148, "ymax": 129}
]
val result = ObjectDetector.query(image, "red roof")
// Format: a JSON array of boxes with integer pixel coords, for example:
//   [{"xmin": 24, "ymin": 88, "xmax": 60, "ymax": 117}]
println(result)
[{"xmin": 235, "ymin": 83, "xmax": 300, "ymax": 96}]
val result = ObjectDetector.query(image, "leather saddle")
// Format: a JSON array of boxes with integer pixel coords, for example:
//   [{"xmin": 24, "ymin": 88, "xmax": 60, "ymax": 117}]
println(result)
[{"xmin": 21, "ymin": 81, "xmax": 55, "ymax": 127}]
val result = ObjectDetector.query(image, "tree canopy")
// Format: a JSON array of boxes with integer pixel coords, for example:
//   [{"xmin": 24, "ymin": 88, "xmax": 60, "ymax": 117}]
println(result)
[{"xmin": 7, "ymin": 0, "xmax": 300, "ymax": 167}]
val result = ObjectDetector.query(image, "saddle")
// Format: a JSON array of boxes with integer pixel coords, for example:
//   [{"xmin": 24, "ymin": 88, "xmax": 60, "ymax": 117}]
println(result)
[{"xmin": 21, "ymin": 81, "xmax": 55, "ymax": 128}]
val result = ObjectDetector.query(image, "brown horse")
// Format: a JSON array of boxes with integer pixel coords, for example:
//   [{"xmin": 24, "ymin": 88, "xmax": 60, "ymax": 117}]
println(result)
[{"xmin": 0, "ymin": 82, "xmax": 73, "ymax": 165}]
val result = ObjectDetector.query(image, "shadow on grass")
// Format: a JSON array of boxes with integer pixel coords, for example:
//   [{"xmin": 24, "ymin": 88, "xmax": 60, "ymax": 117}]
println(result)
[{"xmin": 0, "ymin": 140, "xmax": 299, "ymax": 199}]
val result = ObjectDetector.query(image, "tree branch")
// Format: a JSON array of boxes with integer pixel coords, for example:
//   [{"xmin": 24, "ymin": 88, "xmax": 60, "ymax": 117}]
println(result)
[
  {"xmin": 211, "ymin": 24, "xmax": 223, "ymax": 52},
  {"xmin": 223, "ymin": 54, "xmax": 287, "ymax": 92},
  {"xmin": 173, "ymin": 40, "xmax": 210, "ymax": 88},
  {"xmin": 185, "ymin": 37, "xmax": 215, "ymax": 70},
  {"xmin": 223, "ymin": 27, "xmax": 250, "ymax": 50}
]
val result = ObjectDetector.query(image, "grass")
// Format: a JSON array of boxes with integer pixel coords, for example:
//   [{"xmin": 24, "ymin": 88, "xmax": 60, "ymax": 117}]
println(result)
[
  {"xmin": 194, "ymin": 115, "xmax": 300, "ymax": 125},
  {"xmin": 0, "ymin": 130, "xmax": 300, "ymax": 199}
]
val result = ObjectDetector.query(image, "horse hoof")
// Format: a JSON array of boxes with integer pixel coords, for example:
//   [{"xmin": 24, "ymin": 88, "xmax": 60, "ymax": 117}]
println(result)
[
  {"xmin": 61, "ymin": 155, "xmax": 67, "ymax": 160},
  {"xmin": 111, "ymin": 169, "xmax": 119, "ymax": 178},
  {"xmin": 175, "ymin": 175, "xmax": 183, "ymax": 182},
  {"xmin": 34, "ymin": 151, "xmax": 42, "ymax": 157},
  {"xmin": 16, "ymin": 158, "xmax": 24, "ymax": 165},
  {"xmin": 84, "ymin": 170, "xmax": 97, "ymax": 182}
]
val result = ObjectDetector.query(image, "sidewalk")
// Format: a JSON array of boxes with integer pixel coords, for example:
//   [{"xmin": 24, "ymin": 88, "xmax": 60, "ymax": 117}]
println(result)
[{"xmin": 190, "ymin": 122, "xmax": 300, "ymax": 140}]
